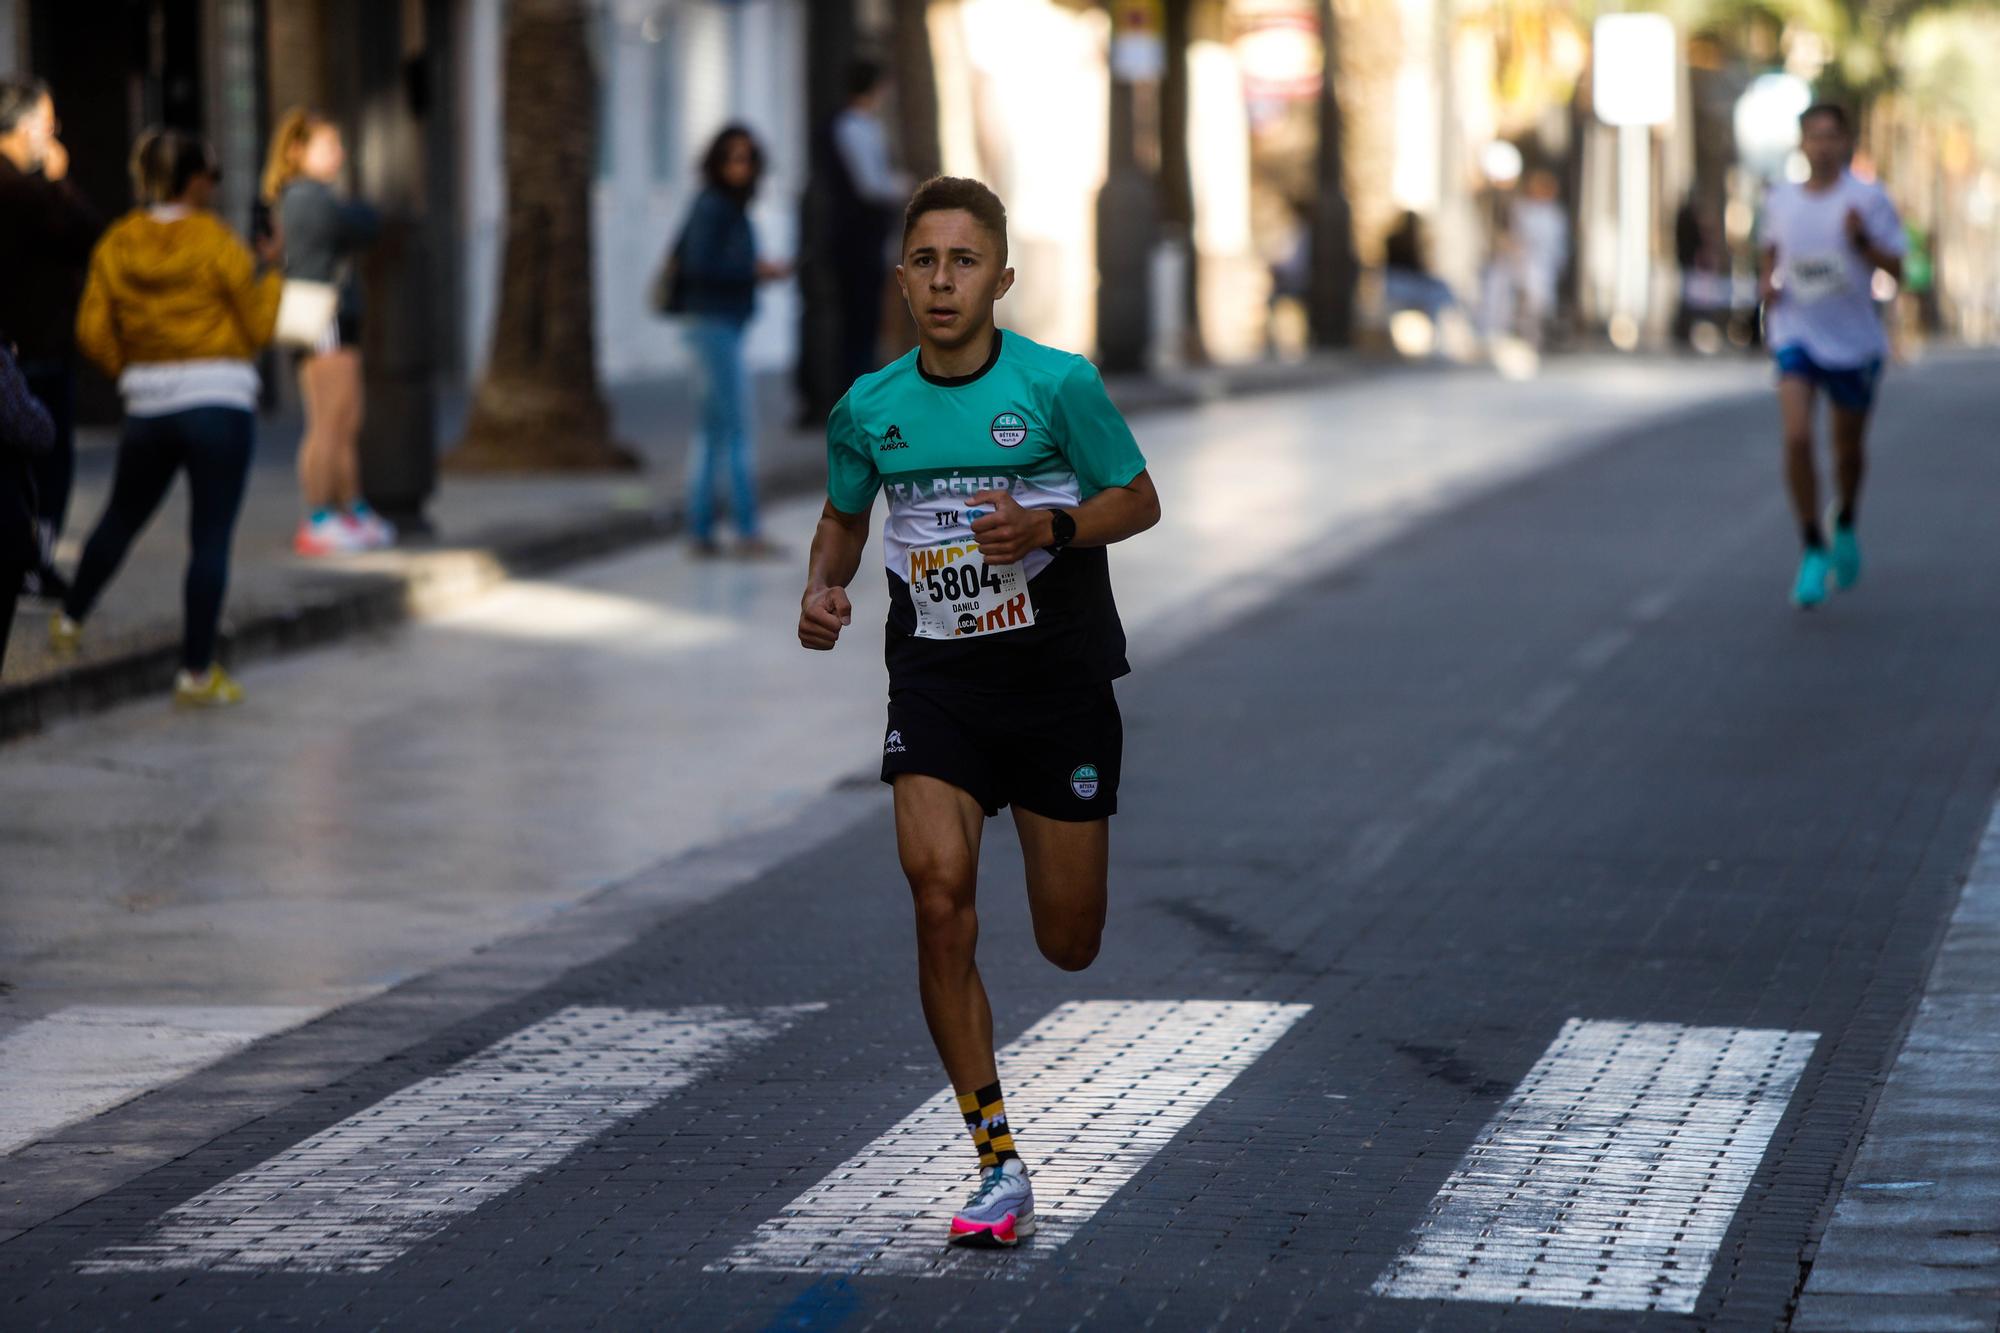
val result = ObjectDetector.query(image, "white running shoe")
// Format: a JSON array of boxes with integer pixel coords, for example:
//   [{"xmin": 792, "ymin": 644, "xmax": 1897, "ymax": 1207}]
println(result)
[
  {"xmin": 948, "ymin": 1158, "xmax": 1035, "ymax": 1248},
  {"xmin": 345, "ymin": 504, "xmax": 397, "ymax": 550},
  {"xmin": 294, "ymin": 512, "xmax": 369, "ymax": 557}
]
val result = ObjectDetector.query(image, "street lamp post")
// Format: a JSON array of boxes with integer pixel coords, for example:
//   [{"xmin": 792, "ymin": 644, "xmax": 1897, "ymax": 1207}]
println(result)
[
  {"xmin": 1096, "ymin": 2, "xmax": 1162, "ymax": 374},
  {"xmin": 795, "ymin": 0, "xmax": 861, "ymax": 423},
  {"xmin": 1308, "ymin": 0, "xmax": 1356, "ymax": 348}
]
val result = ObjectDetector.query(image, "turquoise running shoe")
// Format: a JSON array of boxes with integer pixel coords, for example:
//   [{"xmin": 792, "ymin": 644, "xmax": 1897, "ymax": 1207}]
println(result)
[
  {"xmin": 1792, "ymin": 548, "xmax": 1831, "ymax": 609},
  {"xmin": 1831, "ymin": 524, "xmax": 1862, "ymax": 589}
]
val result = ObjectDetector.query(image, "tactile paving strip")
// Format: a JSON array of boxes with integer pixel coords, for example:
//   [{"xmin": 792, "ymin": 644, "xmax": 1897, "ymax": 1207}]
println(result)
[
  {"xmin": 712, "ymin": 999, "xmax": 1311, "ymax": 1277},
  {"xmin": 1372, "ymin": 1018, "xmax": 1818, "ymax": 1313}
]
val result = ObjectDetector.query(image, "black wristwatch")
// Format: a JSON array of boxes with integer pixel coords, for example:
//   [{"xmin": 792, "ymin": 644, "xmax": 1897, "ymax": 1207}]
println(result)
[{"xmin": 1045, "ymin": 508, "xmax": 1077, "ymax": 552}]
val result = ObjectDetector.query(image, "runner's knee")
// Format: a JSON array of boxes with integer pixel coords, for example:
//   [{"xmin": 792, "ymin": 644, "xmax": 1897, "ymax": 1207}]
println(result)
[
  {"xmin": 907, "ymin": 868, "xmax": 977, "ymax": 952},
  {"xmin": 1036, "ymin": 926, "xmax": 1100, "ymax": 972}
]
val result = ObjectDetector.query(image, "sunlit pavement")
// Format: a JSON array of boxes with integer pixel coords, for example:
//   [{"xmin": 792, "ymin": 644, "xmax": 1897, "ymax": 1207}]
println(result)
[{"xmin": 4, "ymin": 352, "xmax": 1999, "ymax": 1327}]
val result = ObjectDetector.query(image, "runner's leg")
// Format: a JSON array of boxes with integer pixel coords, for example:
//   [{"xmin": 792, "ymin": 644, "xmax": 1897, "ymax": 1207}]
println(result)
[
  {"xmin": 1013, "ymin": 808, "xmax": 1108, "ymax": 972},
  {"xmin": 893, "ymin": 773, "xmax": 998, "ymax": 1092},
  {"xmin": 1829, "ymin": 401, "xmax": 1868, "ymax": 527},
  {"xmin": 322, "ymin": 350, "xmax": 364, "ymax": 510},
  {"xmin": 1826, "ymin": 396, "xmax": 1871, "ymax": 589},
  {"xmin": 1779, "ymin": 375, "xmax": 1822, "ymax": 543},
  {"xmin": 899, "ymin": 775, "xmax": 1037, "ymax": 1245}
]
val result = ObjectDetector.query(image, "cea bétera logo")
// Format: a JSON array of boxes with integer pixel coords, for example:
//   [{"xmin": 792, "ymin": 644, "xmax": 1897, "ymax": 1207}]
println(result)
[
  {"xmin": 1070, "ymin": 764, "xmax": 1100, "ymax": 800},
  {"xmin": 990, "ymin": 411, "xmax": 1027, "ymax": 448}
]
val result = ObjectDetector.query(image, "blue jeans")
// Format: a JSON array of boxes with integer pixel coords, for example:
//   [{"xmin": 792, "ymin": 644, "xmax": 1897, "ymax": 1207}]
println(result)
[
  {"xmin": 684, "ymin": 317, "xmax": 758, "ymax": 542},
  {"xmin": 1384, "ymin": 267, "xmax": 1458, "ymax": 322},
  {"xmin": 65, "ymin": 406, "xmax": 255, "ymax": 671}
]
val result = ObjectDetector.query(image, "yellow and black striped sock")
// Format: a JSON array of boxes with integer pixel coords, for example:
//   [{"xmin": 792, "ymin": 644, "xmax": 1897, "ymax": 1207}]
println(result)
[{"xmin": 956, "ymin": 1080, "xmax": 1019, "ymax": 1170}]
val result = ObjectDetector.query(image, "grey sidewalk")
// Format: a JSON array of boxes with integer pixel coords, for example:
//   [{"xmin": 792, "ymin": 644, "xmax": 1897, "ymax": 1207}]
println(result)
[
  {"xmin": 0, "ymin": 373, "xmax": 823, "ymax": 738},
  {"xmin": 0, "ymin": 353, "xmax": 1375, "ymax": 741}
]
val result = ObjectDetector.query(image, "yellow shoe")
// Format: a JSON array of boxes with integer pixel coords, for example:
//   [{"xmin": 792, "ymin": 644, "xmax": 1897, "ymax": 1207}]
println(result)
[
  {"xmin": 173, "ymin": 666, "xmax": 245, "ymax": 709},
  {"xmin": 49, "ymin": 613, "xmax": 82, "ymax": 657}
]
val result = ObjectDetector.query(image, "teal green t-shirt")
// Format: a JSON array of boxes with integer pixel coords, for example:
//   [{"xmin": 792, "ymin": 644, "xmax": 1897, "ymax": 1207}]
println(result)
[{"xmin": 827, "ymin": 330, "xmax": 1148, "ymax": 690}]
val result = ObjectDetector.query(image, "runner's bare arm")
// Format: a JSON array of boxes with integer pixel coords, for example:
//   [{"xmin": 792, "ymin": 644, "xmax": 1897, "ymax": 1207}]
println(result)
[
  {"xmin": 1843, "ymin": 208, "xmax": 1903, "ymax": 282},
  {"xmin": 967, "ymin": 470, "xmax": 1161, "ymax": 566},
  {"xmin": 1758, "ymin": 244, "xmax": 1780, "ymax": 306},
  {"xmin": 799, "ymin": 500, "xmax": 872, "ymax": 650}
]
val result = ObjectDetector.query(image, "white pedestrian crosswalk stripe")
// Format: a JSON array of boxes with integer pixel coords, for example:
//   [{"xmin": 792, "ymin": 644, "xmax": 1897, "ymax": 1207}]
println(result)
[
  {"xmin": 1371, "ymin": 1018, "xmax": 1818, "ymax": 1313},
  {"xmin": 75, "ymin": 1004, "xmax": 820, "ymax": 1275},
  {"xmin": 710, "ymin": 999, "xmax": 1311, "ymax": 1277}
]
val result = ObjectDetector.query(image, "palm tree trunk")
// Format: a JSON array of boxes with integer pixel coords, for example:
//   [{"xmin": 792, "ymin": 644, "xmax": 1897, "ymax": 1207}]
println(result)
[{"xmin": 449, "ymin": 0, "xmax": 634, "ymax": 472}]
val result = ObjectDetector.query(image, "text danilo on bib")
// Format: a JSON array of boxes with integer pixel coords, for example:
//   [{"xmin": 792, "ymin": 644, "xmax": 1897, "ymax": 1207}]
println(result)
[{"xmin": 909, "ymin": 539, "xmax": 1035, "ymax": 639}]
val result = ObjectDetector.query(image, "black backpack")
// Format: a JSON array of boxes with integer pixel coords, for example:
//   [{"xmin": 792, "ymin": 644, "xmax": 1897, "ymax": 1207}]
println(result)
[{"xmin": 650, "ymin": 220, "xmax": 690, "ymax": 317}]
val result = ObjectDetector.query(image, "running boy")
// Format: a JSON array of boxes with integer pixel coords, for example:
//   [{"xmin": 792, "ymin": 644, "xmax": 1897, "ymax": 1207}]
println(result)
[
  {"xmin": 1759, "ymin": 104, "xmax": 1904, "ymax": 609},
  {"xmin": 797, "ymin": 176, "xmax": 1160, "ymax": 1247}
]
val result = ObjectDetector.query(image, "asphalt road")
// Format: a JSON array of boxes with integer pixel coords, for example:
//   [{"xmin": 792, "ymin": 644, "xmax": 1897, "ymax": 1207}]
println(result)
[{"xmin": 4, "ymin": 353, "xmax": 1998, "ymax": 1330}]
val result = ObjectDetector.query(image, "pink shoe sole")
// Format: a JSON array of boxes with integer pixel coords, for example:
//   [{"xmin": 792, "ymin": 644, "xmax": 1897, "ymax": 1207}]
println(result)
[{"xmin": 948, "ymin": 1212, "xmax": 1025, "ymax": 1247}]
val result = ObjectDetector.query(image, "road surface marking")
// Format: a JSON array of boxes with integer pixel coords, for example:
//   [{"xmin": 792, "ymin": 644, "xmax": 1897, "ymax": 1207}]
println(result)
[
  {"xmin": 0, "ymin": 1006, "xmax": 321, "ymax": 1156},
  {"xmin": 712, "ymin": 998, "xmax": 1310, "ymax": 1276},
  {"xmin": 1373, "ymin": 1018, "xmax": 1817, "ymax": 1313},
  {"xmin": 76, "ymin": 1004, "xmax": 820, "ymax": 1274}
]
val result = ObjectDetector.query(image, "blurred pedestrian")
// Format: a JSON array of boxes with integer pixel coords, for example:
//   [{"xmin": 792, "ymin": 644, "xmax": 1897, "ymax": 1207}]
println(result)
[
  {"xmin": 0, "ymin": 337, "xmax": 56, "ymax": 674},
  {"xmin": 1673, "ymin": 194, "xmax": 1703, "ymax": 345},
  {"xmin": 0, "ymin": 76, "xmax": 102, "ymax": 605},
  {"xmin": 679, "ymin": 125, "xmax": 790, "ymax": 558},
  {"xmin": 261, "ymin": 109, "xmax": 387, "ymax": 556},
  {"xmin": 1383, "ymin": 211, "xmax": 1459, "ymax": 325},
  {"xmin": 54, "ymin": 129, "xmax": 282, "ymax": 707},
  {"xmin": 1509, "ymin": 170, "xmax": 1568, "ymax": 348},
  {"xmin": 820, "ymin": 60, "xmax": 911, "ymax": 390},
  {"xmin": 1758, "ymin": 104, "xmax": 1904, "ymax": 610}
]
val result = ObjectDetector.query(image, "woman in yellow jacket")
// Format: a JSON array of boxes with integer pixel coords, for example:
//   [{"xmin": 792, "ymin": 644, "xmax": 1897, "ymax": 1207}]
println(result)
[{"xmin": 55, "ymin": 129, "xmax": 280, "ymax": 707}]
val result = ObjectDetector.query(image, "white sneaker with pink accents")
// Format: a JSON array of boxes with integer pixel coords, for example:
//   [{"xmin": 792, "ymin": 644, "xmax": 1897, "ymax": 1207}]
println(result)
[{"xmin": 948, "ymin": 1157, "xmax": 1035, "ymax": 1248}]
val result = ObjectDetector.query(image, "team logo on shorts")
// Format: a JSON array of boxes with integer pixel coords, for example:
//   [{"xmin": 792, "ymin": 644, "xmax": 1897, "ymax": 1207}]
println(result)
[
  {"xmin": 884, "ymin": 729, "xmax": 907, "ymax": 755},
  {"xmin": 1070, "ymin": 763, "xmax": 1100, "ymax": 800},
  {"xmin": 990, "ymin": 411, "xmax": 1027, "ymax": 448}
]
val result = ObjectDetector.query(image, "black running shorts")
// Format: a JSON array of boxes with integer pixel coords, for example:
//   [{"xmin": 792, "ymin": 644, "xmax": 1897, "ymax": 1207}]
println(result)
[{"xmin": 880, "ymin": 683, "xmax": 1122, "ymax": 821}]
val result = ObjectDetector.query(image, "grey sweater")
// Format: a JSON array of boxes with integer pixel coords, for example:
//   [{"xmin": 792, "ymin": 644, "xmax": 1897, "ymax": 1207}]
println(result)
[{"xmin": 278, "ymin": 179, "xmax": 381, "ymax": 321}]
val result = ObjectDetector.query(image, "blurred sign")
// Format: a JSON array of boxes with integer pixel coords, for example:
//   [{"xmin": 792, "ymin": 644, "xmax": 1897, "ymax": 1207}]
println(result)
[
  {"xmin": 1592, "ymin": 14, "xmax": 1676, "ymax": 127},
  {"xmin": 1112, "ymin": 0, "xmax": 1167, "ymax": 82},
  {"xmin": 1733, "ymin": 71, "xmax": 1812, "ymax": 180},
  {"xmin": 1230, "ymin": 0, "xmax": 1321, "ymax": 102}
]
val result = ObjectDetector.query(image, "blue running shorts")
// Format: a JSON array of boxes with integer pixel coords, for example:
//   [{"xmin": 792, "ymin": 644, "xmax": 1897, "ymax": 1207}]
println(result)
[{"xmin": 1773, "ymin": 345, "xmax": 1883, "ymax": 413}]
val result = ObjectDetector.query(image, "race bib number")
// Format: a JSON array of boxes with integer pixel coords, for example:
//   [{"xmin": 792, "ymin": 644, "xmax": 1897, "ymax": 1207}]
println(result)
[
  {"xmin": 1786, "ymin": 253, "xmax": 1850, "ymax": 303},
  {"xmin": 908, "ymin": 540, "xmax": 1035, "ymax": 640}
]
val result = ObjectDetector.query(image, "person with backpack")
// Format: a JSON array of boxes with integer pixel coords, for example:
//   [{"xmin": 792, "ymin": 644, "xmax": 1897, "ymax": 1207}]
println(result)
[{"xmin": 665, "ymin": 125, "xmax": 790, "ymax": 558}]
